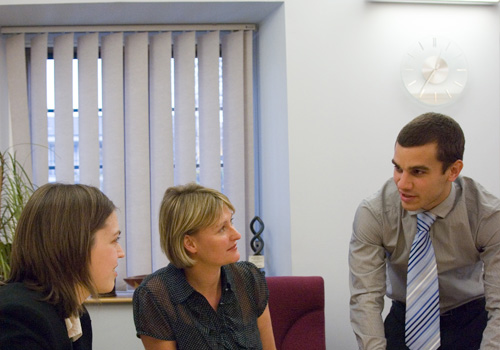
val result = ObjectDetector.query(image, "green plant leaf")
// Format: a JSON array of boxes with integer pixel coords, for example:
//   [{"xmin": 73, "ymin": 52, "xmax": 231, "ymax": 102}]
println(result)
[{"xmin": 0, "ymin": 151, "xmax": 35, "ymax": 281}]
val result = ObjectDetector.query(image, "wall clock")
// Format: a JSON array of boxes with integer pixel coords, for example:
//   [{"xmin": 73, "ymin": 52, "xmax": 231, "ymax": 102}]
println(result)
[{"xmin": 401, "ymin": 36, "xmax": 468, "ymax": 106}]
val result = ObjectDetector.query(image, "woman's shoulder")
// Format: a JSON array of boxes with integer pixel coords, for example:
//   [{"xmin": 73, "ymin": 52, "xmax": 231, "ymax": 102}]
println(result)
[
  {"xmin": 134, "ymin": 263, "xmax": 188, "ymax": 303},
  {"xmin": 0, "ymin": 282, "xmax": 43, "ymax": 306},
  {"xmin": 0, "ymin": 283, "xmax": 72, "ymax": 349},
  {"xmin": 229, "ymin": 261, "xmax": 261, "ymax": 273},
  {"xmin": 140, "ymin": 263, "xmax": 182, "ymax": 288},
  {"xmin": 225, "ymin": 261, "xmax": 269, "ymax": 314},
  {"xmin": 225, "ymin": 261, "xmax": 265, "ymax": 286},
  {"xmin": 0, "ymin": 282, "xmax": 57, "ymax": 316}
]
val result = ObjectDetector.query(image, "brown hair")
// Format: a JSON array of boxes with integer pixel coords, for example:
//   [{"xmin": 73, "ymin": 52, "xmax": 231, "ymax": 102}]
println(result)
[
  {"xmin": 159, "ymin": 183, "xmax": 235, "ymax": 268},
  {"xmin": 8, "ymin": 183, "xmax": 116, "ymax": 317},
  {"xmin": 396, "ymin": 112, "xmax": 465, "ymax": 173}
]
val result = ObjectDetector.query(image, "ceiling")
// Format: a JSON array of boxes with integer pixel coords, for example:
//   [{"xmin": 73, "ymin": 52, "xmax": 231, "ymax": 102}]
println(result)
[{"xmin": 0, "ymin": 2, "xmax": 282, "ymax": 28}]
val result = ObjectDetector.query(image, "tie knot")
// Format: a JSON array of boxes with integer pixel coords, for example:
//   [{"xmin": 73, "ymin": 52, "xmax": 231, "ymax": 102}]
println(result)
[{"xmin": 417, "ymin": 211, "xmax": 436, "ymax": 231}]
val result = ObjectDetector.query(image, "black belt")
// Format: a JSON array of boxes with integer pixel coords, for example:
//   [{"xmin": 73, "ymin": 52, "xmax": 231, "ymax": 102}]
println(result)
[{"xmin": 392, "ymin": 297, "xmax": 485, "ymax": 317}]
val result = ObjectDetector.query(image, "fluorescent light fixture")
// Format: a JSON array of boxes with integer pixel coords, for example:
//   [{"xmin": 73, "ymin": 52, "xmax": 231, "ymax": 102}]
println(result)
[{"xmin": 370, "ymin": 0, "xmax": 498, "ymax": 4}]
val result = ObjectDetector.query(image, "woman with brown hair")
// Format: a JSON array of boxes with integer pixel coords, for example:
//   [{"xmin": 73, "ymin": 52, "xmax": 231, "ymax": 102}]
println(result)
[
  {"xmin": 133, "ymin": 183, "xmax": 276, "ymax": 350},
  {"xmin": 0, "ymin": 183, "xmax": 125, "ymax": 350}
]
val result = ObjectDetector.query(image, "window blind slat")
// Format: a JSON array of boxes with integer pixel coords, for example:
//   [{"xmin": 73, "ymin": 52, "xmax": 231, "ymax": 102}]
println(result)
[
  {"xmin": 101, "ymin": 32, "xmax": 127, "ymax": 289},
  {"xmin": 124, "ymin": 32, "xmax": 151, "ymax": 276},
  {"xmin": 150, "ymin": 32, "xmax": 173, "ymax": 271},
  {"xmin": 198, "ymin": 31, "xmax": 222, "ymax": 191},
  {"xmin": 174, "ymin": 32, "xmax": 197, "ymax": 185},
  {"xmin": 6, "ymin": 34, "xmax": 32, "ymax": 177},
  {"xmin": 78, "ymin": 33, "xmax": 100, "ymax": 187},
  {"xmin": 30, "ymin": 34, "xmax": 49, "ymax": 186},
  {"xmin": 222, "ymin": 31, "xmax": 247, "ymax": 259},
  {"xmin": 54, "ymin": 33, "xmax": 74, "ymax": 183},
  {"xmin": 243, "ymin": 30, "xmax": 256, "ymax": 251},
  {"xmin": 0, "ymin": 37, "xmax": 8, "ymax": 152}
]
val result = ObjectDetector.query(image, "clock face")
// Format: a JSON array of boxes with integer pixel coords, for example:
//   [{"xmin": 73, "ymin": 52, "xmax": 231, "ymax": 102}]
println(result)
[{"xmin": 401, "ymin": 37, "xmax": 468, "ymax": 106}]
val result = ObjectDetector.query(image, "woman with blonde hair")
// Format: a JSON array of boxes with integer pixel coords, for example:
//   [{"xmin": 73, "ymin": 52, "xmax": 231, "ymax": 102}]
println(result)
[
  {"xmin": 133, "ymin": 183, "xmax": 276, "ymax": 350},
  {"xmin": 0, "ymin": 183, "xmax": 125, "ymax": 350}
]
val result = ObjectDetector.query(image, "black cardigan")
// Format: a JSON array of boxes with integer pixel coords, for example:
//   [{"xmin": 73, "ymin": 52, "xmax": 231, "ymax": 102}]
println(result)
[{"xmin": 0, "ymin": 282, "xmax": 92, "ymax": 350}]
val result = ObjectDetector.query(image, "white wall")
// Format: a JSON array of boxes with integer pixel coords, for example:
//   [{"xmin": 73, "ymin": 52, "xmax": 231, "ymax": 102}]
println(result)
[
  {"xmin": 85, "ymin": 302, "xmax": 143, "ymax": 350},
  {"xmin": 2, "ymin": 1, "xmax": 500, "ymax": 349},
  {"xmin": 259, "ymin": 1, "xmax": 500, "ymax": 349}
]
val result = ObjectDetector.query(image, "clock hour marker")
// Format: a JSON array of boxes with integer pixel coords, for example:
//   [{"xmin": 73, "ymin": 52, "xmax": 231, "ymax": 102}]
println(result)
[
  {"xmin": 419, "ymin": 42, "xmax": 424, "ymax": 51},
  {"xmin": 408, "ymin": 80, "xmax": 417, "ymax": 87},
  {"xmin": 454, "ymin": 81, "xmax": 463, "ymax": 87},
  {"xmin": 456, "ymin": 68, "xmax": 467, "ymax": 72},
  {"xmin": 446, "ymin": 89, "xmax": 452, "ymax": 99},
  {"xmin": 434, "ymin": 92, "xmax": 437, "ymax": 103}
]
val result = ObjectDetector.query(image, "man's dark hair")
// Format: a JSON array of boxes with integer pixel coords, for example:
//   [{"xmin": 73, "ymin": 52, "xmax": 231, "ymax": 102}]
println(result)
[{"xmin": 396, "ymin": 112, "xmax": 465, "ymax": 173}]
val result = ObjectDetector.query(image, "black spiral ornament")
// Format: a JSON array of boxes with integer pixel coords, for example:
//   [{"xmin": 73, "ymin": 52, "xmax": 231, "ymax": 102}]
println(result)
[{"xmin": 250, "ymin": 216, "xmax": 264, "ymax": 255}]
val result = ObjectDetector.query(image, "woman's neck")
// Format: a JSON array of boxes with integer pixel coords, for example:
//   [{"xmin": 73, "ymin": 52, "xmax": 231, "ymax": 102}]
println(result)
[
  {"xmin": 76, "ymin": 285, "xmax": 91, "ymax": 305},
  {"xmin": 184, "ymin": 265, "xmax": 222, "ymax": 310}
]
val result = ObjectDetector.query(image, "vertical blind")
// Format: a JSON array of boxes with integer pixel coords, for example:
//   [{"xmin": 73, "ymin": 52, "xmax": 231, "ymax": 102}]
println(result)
[{"xmin": 0, "ymin": 27, "xmax": 256, "ymax": 290}]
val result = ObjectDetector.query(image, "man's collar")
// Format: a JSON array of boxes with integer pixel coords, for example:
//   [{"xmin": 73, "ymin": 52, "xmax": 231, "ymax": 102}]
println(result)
[
  {"xmin": 407, "ymin": 180, "xmax": 456, "ymax": 219},
  {"xmin": 431, "ymin": 181, "xmax": 456, "ymax": 218}
]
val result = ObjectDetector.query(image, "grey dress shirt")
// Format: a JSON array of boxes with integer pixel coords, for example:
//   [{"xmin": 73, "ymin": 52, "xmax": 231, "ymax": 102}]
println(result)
[{"xmin": 349, "ymin": 176, "xmax": 500, "ymax": 350}]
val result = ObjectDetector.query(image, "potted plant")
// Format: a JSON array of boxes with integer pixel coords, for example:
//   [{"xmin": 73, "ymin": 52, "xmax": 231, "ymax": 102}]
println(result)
[{"xmin": 0, "ymin": 151, "xmax": 35, "ymax": 281}]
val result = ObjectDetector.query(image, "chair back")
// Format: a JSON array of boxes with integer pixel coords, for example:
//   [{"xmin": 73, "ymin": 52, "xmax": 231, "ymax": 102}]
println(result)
[{"xmin": 266, "ymin": 276, "xmax": 326, "ymax": 350}]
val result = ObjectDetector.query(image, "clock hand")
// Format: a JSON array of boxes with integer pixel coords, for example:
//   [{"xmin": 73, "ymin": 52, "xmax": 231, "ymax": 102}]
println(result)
[
  {"xmin": 419, "ymin": 67, "xmax": 436, "ymax": 98},
  {"xmin": 434, "ymin": 49, "xmax": 443, "ymax": 70},
  {"xmin": 419, "ymin": 50, "xmax": 443, "ymax": 98}
]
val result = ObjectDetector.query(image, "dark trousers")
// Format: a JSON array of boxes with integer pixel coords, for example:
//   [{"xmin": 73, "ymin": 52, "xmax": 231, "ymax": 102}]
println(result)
[{"xmin": 384, "ymin": 298, "xmax": 487, "ymax": 350}]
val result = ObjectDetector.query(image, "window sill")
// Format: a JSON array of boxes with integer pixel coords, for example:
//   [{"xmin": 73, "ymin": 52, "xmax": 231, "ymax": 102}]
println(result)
[{"xmin": 85, "ymin": 291, "xmax": 134, "ymax": 304}]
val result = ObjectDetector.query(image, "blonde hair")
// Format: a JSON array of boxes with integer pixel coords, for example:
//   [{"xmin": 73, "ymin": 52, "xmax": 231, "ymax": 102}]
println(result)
[
  {"xmin": 159, "ymin": 183, "xmax": 235, "ymax": 268},
  {"xmin": 8, "ymin": 183, "xmax": 116, "ymax": 317}
]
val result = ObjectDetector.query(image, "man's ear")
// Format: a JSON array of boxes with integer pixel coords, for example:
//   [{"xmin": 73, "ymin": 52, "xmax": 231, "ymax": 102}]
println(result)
[
  {"xmin": 184, "ymin": 235, "xmax": 197, "ymax": 254},
  {"xmin": 447, "ymin": 160, "xmax": 463, "ymax": 182}
]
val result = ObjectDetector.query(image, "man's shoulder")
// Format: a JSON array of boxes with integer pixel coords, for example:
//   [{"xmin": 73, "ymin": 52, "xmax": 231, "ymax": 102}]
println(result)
[
  {"xmin": 360, "ymin": 178, "xmax": 400, "ymax": 211},
  {"xmin": 457, "ymin": 176, "xmax": 500, "ymax": 209},
  {"xmin": 458, "ymin": 176, "xmax": 493, "ymax": 193}
]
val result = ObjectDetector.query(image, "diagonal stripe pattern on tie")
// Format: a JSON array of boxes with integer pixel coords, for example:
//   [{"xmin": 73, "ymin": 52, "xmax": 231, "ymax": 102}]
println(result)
[{"xmin": 405, "ymin": 211, "xmax": 440, "ymax": 350}]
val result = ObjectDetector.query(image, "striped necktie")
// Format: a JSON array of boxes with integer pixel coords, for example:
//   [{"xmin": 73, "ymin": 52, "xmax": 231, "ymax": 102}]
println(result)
[{"xmin": 405, "ymin": 211, "xmax": 440, "ymax": 350}]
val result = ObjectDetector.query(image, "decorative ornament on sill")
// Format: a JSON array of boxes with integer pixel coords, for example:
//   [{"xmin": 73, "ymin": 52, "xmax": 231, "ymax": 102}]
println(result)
[{"xmin": 248, "ymin": 216, "xmax": 265, "ymax": 271}]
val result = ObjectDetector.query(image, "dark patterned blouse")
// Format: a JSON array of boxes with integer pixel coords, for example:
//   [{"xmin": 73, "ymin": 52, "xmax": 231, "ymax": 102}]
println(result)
[{"xmin": 133, "ymin": 261, "xmax": 268, "ymax": 350}]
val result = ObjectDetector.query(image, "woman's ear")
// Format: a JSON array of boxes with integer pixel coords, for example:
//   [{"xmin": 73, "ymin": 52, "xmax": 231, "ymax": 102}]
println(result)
[
  {"xmin": 184, "ymin": 235, "xmax": 197, "ymax": 254},
  {"xmin": 447, "ymin": 159, "xmax": 463, "ymax": 182}
]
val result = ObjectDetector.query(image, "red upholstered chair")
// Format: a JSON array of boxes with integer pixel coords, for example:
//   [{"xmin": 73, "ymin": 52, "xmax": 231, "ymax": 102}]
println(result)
[{"xmin": 266, "ymin": 276, "xmax": 326, "ymax": 350}]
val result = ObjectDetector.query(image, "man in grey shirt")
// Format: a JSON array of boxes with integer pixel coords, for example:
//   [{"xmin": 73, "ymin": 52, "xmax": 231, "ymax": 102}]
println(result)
[{"xmin": 349, "ymin": 112, "xmax": 500, "ymax": 350}]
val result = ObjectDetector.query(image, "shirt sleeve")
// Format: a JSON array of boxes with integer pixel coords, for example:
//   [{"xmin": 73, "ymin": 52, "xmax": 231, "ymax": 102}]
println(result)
[
  {"xmin": 349, "ymin": 201, "xmax": 388, "ymax": 350},
  {"xmin": 477, "ymin": 210, "xmax": 500, "ymax": 350},
  {"xmin": 237, "ymin": 261, "xmax": 269, "ymax": 317},
  {"xmin": 252, "ymin": 263, "xmax": 269, "ymax": 317},
  {"xmin": 132, "ymin": 283, "xmax": 176, "ymax": 341}
]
